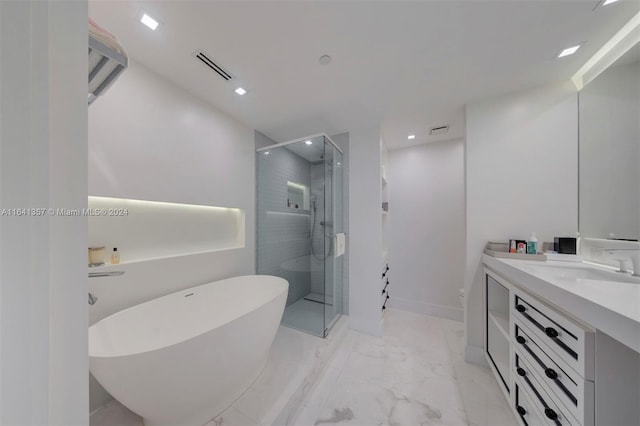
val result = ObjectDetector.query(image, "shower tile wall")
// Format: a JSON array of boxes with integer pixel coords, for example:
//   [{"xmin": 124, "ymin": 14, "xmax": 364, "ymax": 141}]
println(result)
[{"xmin": 257, "ymin": 148, "xmax": 312, "ymax": 305}]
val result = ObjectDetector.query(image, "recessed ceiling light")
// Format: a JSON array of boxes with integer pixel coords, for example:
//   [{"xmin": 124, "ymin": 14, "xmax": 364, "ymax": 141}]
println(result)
[
  {"xmin": 407, "ymin": 134, "xmax": 416, "ymax": 140},
  {"xmin": 319, "ymin": 55, "xmax": 332, "ymax": 65},
  {"xmin": 235, "ymin": 87, "xmax": 247, "ymax": 95},
  {"xmin": 305, "ymin": 140, "xmax": 312, "ymax": 145},
  {"xmin": 264, "ymin": 151, "xmax": 270, "ymax": 155},
  {"xmin": 140, "ymin": 13, "xmax": 159, "ymax": 31},
  {"xmin": 558, "ymin": 45, "xmax": 581, "ymax": 58},
  {"xmin": 602, "ymin": 0, "xmax": 620, "ymax": 5}
]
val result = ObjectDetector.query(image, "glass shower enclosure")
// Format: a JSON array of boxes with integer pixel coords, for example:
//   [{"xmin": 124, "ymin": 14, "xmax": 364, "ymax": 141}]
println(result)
[{"xmin": 257, "ymin": 134, "xmax": 344, "ymax": 337}]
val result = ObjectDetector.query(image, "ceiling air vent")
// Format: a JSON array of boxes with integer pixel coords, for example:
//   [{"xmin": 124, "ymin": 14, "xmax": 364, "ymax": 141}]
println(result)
[
  {"xmin": 192, "ymin": 50, "xmax": 233, "ymax": 81},
  {"xmin": 429, "ymin": 125, "xmax": 450, "ymax": 136}
]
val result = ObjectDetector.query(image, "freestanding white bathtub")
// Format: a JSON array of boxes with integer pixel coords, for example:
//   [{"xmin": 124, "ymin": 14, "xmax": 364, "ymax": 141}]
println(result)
[{"xmin": 89, "ymin": 275, "xmax": 288, "ymax": 426}]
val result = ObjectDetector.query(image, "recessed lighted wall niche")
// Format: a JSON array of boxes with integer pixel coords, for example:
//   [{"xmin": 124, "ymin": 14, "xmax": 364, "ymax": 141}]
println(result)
[{"xmin": 88, "ymin": 196, "xmax": 244, "ymax": 264}]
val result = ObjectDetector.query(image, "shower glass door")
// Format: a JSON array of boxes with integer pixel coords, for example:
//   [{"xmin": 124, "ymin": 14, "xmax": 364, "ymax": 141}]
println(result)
[
  {"xmin": 323, "ymin": 141, "xmax": 343, "ymax": 336},
  {"xmin": 256, "ymin": 135, "xmax": 343, "ymax": 338}
]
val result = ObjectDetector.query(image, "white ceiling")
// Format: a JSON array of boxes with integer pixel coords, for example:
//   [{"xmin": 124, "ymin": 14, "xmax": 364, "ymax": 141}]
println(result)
[{"xmin": 89, "ymin": 0, "xmax": 639, "ymax": 150}]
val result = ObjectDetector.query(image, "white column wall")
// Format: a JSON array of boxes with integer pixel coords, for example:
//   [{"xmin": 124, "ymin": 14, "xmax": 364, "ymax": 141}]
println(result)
[
  {"xmin": 348, "ymin": 126, "xmax": 383, "ymax": 336},
  {"xmin": 0, "ymin": 1, "xmax": 88, "ymax": 423}
]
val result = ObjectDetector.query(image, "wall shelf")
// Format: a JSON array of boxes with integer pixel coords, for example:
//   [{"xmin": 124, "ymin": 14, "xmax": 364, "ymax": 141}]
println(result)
[
  {"xmin": 485, "ymin": 272, "xmax": 511, "ymax": 399},
  {"xmin": 87, "ymin": 245, "xmax": 244, "ymax": 271},
  {"xmin": 489, "ymin": 311, "xmax": 509, "ymax": 341},
  {"xmin": 88, "ymin": 196, "xmax": 245, "ymax": 264}
]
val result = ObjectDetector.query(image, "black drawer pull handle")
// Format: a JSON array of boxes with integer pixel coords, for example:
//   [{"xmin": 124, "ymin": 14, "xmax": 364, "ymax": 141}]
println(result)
[
  {"xmin": 516, "ymin": 304, "xmax": 526, "ymax": 313},
  {"xmin": 516, "ymin": 367, "xmax": 526, "ymax": 377},
  {"xmin": 545, "ymin": 368, "xmax": 558, "ymax": 380},
  {"xmin": 545, "ymin": 327, "xmax": 559, "ymax": 338},
  {"xmin": 545, "ymin": 408, "xmax": 558, "ymax": 421},
  {"xmin": 516, "ymin": 336, "xmax": 526, "ymax": 344},
  {"xmin": 516, "ymin": 406, "xmax": 527, "ymax": 416}
]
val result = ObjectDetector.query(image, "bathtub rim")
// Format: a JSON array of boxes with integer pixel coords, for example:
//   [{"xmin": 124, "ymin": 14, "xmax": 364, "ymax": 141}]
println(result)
[{"xmin": 89, "ymin": 274, "xmax": 288, "ymax": 359}]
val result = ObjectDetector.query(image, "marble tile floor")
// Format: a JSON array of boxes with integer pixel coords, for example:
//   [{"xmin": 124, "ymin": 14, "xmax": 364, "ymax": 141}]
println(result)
[
  {"xmin": 91, "ymin": 309, "xmax": 516, "ymax": 426},
  {"xmin": 289, "ymin": 309, "xmax": 516, "ymax": 426}
]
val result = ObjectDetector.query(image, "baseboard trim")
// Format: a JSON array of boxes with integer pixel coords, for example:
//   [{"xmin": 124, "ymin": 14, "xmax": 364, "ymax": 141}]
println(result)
[
  {"xmin": 388, "ymin": 297, "xmax": 463, "ymax": 322},
  {"xmin": 349, "ymin": 315, "xmax": 383, "ymax": 337}
]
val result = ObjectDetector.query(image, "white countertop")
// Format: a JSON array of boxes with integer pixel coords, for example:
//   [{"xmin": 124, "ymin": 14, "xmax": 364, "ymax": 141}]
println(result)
[{"xmin": 483, "ymin": 254, "xmax": 640, "ymax": 354}]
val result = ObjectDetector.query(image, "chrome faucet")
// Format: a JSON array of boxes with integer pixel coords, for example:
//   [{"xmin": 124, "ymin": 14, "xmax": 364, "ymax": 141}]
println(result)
[
  {"xmin": 605, "ymin": 249, "xmax": 640, "ymax": 277},
  {"xmin": 88, "ymin": 292, "xmax": 98, "ymax": 305},
  {"xmin": 87, "ymin": 270, "xmax": 124, "ymax": 305},
  {"xmin": 89, "ymin": 271, "xmax": 124, "ymax": 278}
]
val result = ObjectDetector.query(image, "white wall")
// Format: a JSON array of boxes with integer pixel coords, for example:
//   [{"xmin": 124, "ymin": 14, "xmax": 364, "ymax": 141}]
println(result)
[
  {"xmin": 88, "ymin": 60, "xmax": 256, "ymax": 409},
  {"xmin": 465, "ymin": 81, "xmax": 578, "ymax": 363},
  {"xmin": 89, "ymin": 60, "xmax": 255, "ymax": 212},
  {"xmin": 0, "ymin": 1, "xmax": 88, "ymax": 424},
  {"xmin": 388, "ymin": 139, "xmax": 465, "ymax": 321},
  {"xmin": 88, "ymin": 59, "xmax": 255, "ymax": 321},
  {"xmin": 348, "ymin": 126, "xmax": 383, "ymax": 336}
]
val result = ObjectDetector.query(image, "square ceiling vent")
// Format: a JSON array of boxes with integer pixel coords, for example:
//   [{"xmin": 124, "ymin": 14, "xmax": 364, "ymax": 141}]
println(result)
[{"xmin": 429, "ymin": 125, "xmax": 449, "ymax": 136}]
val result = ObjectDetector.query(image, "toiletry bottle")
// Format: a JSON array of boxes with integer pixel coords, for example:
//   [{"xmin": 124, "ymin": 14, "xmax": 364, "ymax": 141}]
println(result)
[
  {"xmin": 527, "ymin": 233, "xmax": 538, "ymax": 255},
  {"xmin": 111, "ymin": 247, "xmax": 120, "ymax": 265}
]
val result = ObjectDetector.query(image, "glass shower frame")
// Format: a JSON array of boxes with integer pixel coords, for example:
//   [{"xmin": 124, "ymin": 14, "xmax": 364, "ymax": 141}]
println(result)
[{"xmin": 256, "ymin": 134, "xmax": 344, "ymax": 337}]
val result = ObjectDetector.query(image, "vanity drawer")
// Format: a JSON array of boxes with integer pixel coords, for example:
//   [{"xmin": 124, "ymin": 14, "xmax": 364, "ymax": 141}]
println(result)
[
  {"xmin": 515, "ymin": 382, "xmax": 546, "ymax": 426},
  {"xmin": 512, "ymin": 290, "xmax": 594, "ymax": 379},
  {"xmin": 514, "ymin": 321, "xmax": 594, "ymax": 425},
  {"xmin": 514, "ymin": 354, "xmax": 579, "ymax": 426}
]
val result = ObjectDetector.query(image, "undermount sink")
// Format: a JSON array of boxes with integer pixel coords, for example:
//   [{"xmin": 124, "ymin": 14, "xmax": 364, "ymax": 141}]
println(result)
[{"xmin": 523, "ymin": 263, "xmax": 640, "ymax": 284}]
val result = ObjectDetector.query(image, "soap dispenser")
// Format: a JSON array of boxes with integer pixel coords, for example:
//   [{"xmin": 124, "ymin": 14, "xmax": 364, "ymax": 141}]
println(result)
[
  {"xmin": 527, "ymin": 233, "xmax": 538, "ymax": 255},
  {"xmin": 111, "ymin": 247, "xmax": 120, "ymax": 265}
]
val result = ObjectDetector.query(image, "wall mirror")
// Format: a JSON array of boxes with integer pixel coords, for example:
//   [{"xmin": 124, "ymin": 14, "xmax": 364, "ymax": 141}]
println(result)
[
  {"xmin": 578, "ymin": 41, "xmax": 639, "ymax": 241},
  {"xmin": 287, "ymin": 181, "xmax": 310, "ymax": 210}
]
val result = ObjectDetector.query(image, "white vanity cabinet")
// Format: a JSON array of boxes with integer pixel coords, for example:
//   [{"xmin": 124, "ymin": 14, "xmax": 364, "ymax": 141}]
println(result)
[
  {"xmin": 511, "ymin": 288, "xmax": 595, "ymax": 426},
  {"xmin": 483, "ymin": 255, "xmax": 640, "ymax": 426},
  {"xmin": 484, "ymin": 267, "xmax": 596, "ymax": 426}
]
